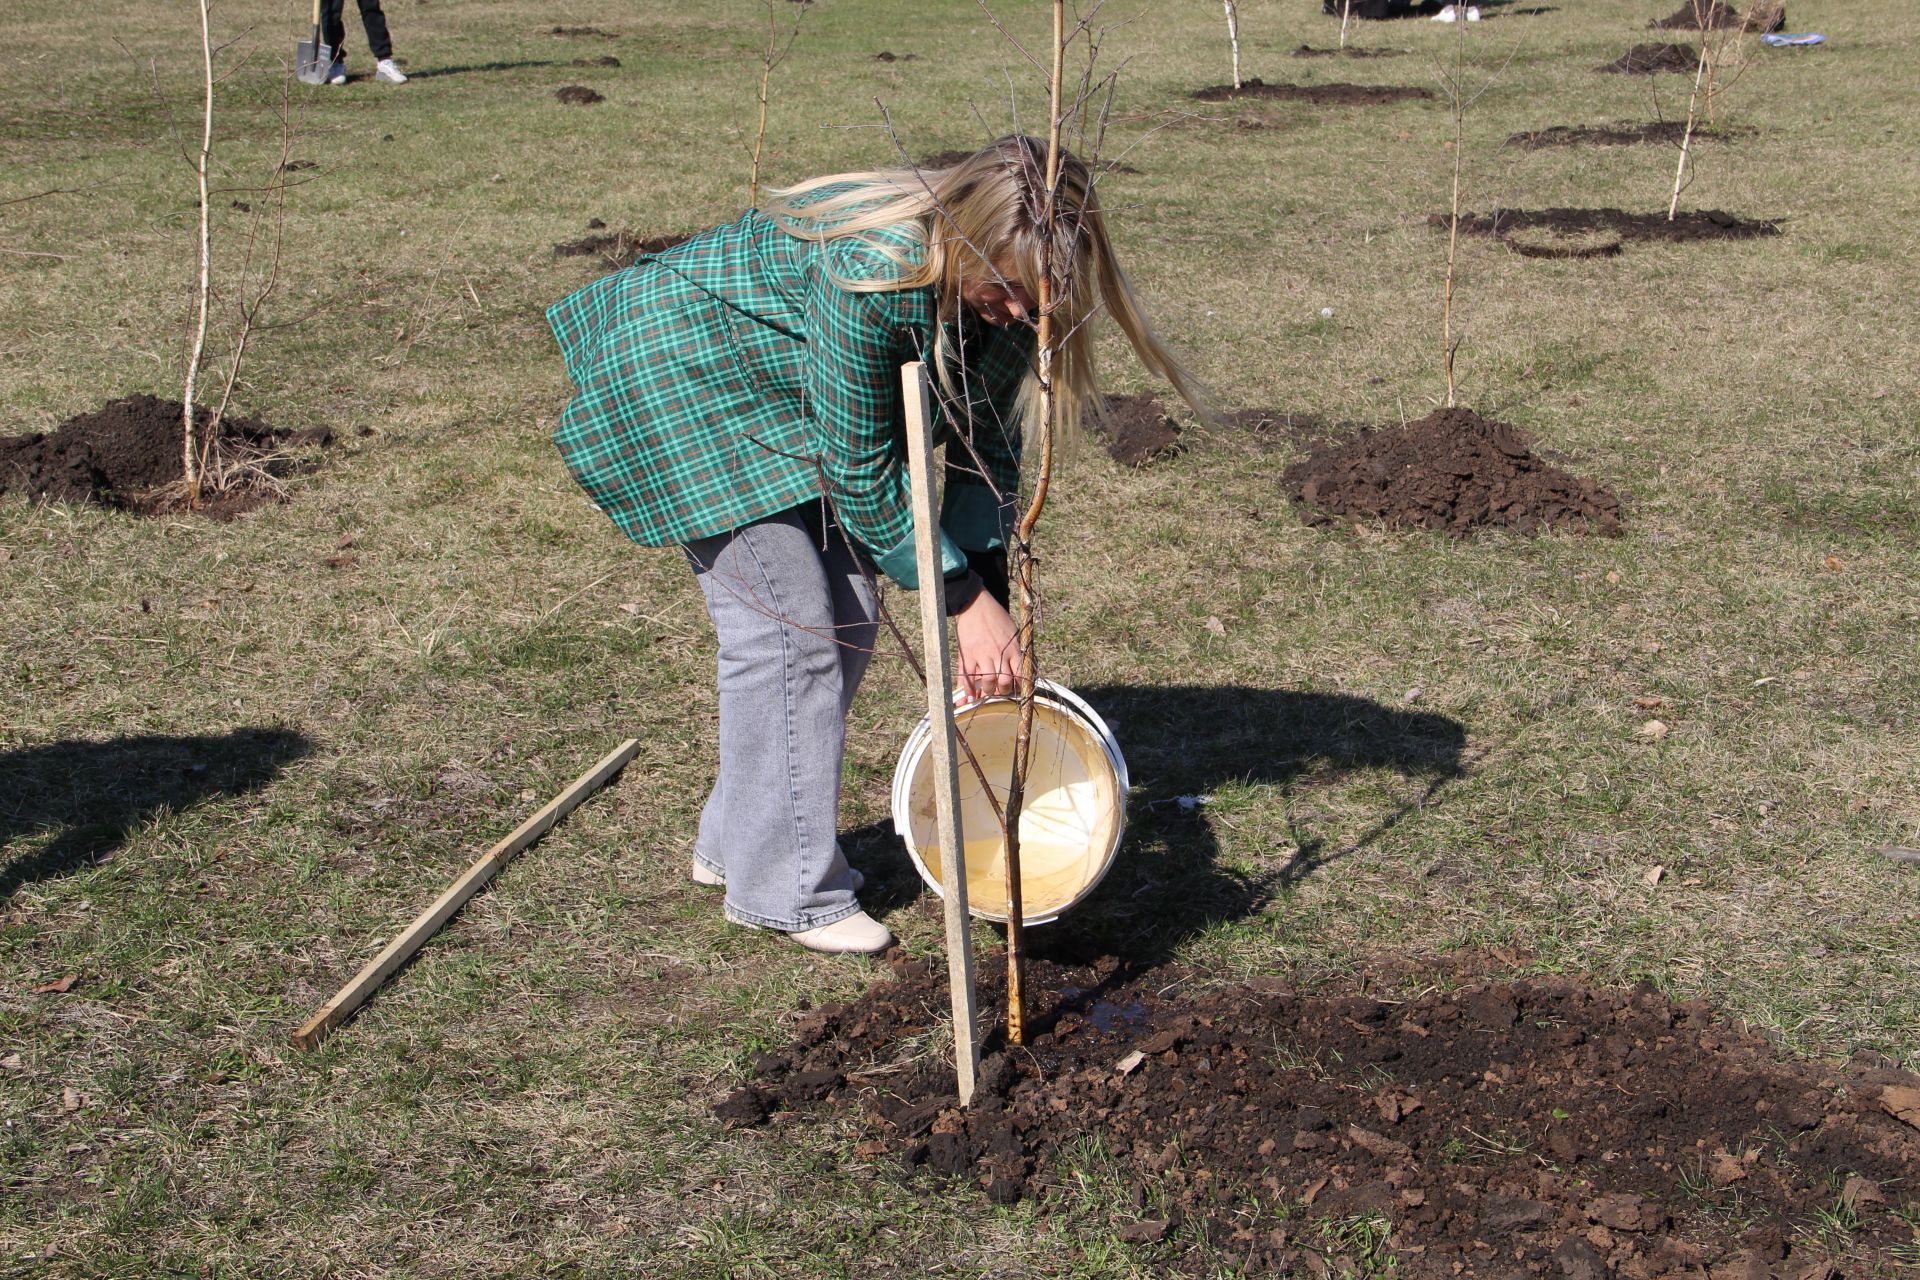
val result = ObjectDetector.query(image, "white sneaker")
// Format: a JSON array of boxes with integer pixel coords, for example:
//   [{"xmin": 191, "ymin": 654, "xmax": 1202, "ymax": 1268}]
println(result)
[
  {"xmin": 326, "ymin": 59, "xmax": 347, "ymax": 85},
  {"xmin": 789, "ymin": 911, "xmax": 893, "ymax": 955},
  {"xmin": 1432, "ymin": 4, "xmax": 1457, "ymax": 20},
  {"xmin": 692, "ymin": 860, "xmax": 863, "ymax": 892},
  {"xmin": 375, "ymin": 58, "xmax": 408, "ymax": 84}
]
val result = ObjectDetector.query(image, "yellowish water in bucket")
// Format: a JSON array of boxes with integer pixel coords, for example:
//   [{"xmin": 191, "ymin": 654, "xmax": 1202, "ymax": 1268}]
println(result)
[{"xmin": 905, "ymin": 698, "xmax": 1122, "ymax": 922}]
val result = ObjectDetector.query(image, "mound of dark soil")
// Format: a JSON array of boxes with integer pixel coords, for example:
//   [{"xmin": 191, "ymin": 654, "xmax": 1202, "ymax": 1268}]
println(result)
[
  {"xmin": 1193, "ymin": 78, "xmax": 1432, "ymax": 105},
  {"xmin": 1599, "ymin": 42, "xmax": 1700, "ymax": 73},
  {"xmin": 1291, "ymin": 44, "xmax": 1406, "ymax": 57},
  {"xmin": 1, "ymin": 394, "xmax": 327, "ymax": 516},
  {"xmin": 1651, "ymin": 1, "xmax": 1784, "ymax": 32},
  {"xmin": 554, "ymin": 85, "xmax": 604, "ymax": 105},
  {"xmin": 1506, "ymin": 121, "xmax": 1751, "ymax": 149},
  {"xmin": 549, "ymin": 25, "xmax": 615, "ymax": 38},
  {"xmin": 552, "ymin": 227, "xmax": 692, "ymax": 269},
  {"xmin": 1436, "ymin": 206, "xmax": 1780, "ymax": 244},
  {"xmin": 719, "ymin": 951, "xmax": 1920, "ymax": 1274},
  {"xmin": 874, "ymin": 50, "xmax": 919, "ymax": 62},
  {"xmin": 1283, "ymin": 408, "xmax": 1622, "ymax": 535},
  {"xmin": 569, "ymin": 55, "xmax": 620, "ymax": 68},
  {"xmin": 1098, "ymin": 394, "xmax": 1180, "ymax": 467}
]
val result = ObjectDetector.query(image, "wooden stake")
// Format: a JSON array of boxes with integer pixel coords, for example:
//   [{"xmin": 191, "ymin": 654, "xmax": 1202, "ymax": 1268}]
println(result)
[
  {"xmin": 290, "ymin": 738, "xmax": 641, "ymax": 1050},
  {"xmin": 901, "ymin": 360, "xmax": 980, "ymax": 1106}
]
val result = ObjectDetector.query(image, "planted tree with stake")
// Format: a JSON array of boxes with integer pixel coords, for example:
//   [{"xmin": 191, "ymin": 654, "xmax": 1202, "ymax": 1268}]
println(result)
[{"xmin": 1666, "ymin": 0, "xmax": 1754, "ymax": 220}]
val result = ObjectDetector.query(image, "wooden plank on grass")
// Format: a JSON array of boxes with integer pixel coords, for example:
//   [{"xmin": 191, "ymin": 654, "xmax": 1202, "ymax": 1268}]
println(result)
[
  {"xmin": 901, "ymin": 360, "xmax": 980, "ymax": 1105},
  {"xmin": 290, "ymin": 738, "xmax": 641, "ymax": 1050}
]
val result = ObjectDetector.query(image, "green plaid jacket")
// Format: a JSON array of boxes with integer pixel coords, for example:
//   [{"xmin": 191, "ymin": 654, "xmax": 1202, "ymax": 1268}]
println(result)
[{"xmin": 547, "ymin": 204, "xmax": 1032, "ymax": 588}]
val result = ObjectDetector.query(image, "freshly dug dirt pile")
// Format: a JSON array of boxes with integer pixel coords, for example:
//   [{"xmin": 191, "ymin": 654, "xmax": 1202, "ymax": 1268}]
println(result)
[
  {"xmin": 1599, "ymin": 43, "xmax": 1700, "ymax": 74},
  {"xmin": 0, "ymin": 394, "xmax": 326, "ymax": 516},
  {"xmin": 554, "ymin": 85, "xmax": 604, "ymax": 105},
  {"xmin": 1193, "ymin": 78, "xmax": 1432, "ymax": 105},
  {"xmin": 549, "ymin": 25, "xmax": 615, "ymax": 38},
  {"xmin": 720, "ymin": 952, "xmax": 1920, "ymax": 1275},
  {"xmin": 1506, "ymin": 121, "xmax": 1751, "ymax": 149},
  {"xmin": 1437, "ymin": 206, "xmax": 1780, "ymax": 245},
  {"xmin": 1098, "ymin": 393, "xmax": 1180, "ymax": 467},
  {"xmin": 873, "ymin": 50, "xmax": 919, "ymax": 61},
  {"xmin": 552, "ymin": 226, "xmax": 692, "ymax": 269},
  {"xmin": 1651, "ymin": 1, "xmax": 1785, "ymax": 32},
  {"xmin": 569, "ymin": 55, "xmax": 620, "ymax": 68},
  {"xmin": 1282, "ymin": 408, "xmax": 1622, "ymax": 535}
]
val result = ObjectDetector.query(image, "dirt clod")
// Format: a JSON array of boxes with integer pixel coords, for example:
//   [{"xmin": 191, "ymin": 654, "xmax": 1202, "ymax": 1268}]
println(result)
[
  {"xmin": 1283, "ymin": 407, "xmax": 1623, "ymax": 536},
  {"xmin": 1097, "ymin": 393, "xmax": 1180, "ymax": 468},
  {"xmin": 1, "ymin": 394, "xmax": 326, "ymax": 517},
  {"xmin": 1598, "ymin": 42, "xmax": 1700, "ymax": 74},
  {"xmin": 1192, "ymin": 78, "xmax": 1432, "ymax": 105},
  {"xmin": 554, "ymin": 85, "xmax": 604, "ymax": 105},
  {"xmin": 723, "ymin": 953, "xmax": 1920, "ymax": 1273}
]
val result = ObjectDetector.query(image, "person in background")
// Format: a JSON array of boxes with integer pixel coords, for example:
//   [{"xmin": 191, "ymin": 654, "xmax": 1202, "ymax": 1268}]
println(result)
[
  {"xmin": 546, "ymin": 136, "xmax": 1205, "ymax": 955},
  {"xmin": 324, "ymin": 0, "xmax": 408, "ymax": 85}
]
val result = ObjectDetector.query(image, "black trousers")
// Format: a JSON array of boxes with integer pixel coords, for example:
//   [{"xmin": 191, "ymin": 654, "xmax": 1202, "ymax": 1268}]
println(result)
[{"xmin": 322, "ymin": 0, "xmax": 394, "ymax": 62}]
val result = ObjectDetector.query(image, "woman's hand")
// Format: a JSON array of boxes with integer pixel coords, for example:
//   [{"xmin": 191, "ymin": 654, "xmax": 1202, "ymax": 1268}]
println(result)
[{"xmin": 952, "ymin": 588, "xmax": 1021, "ymax": 702}]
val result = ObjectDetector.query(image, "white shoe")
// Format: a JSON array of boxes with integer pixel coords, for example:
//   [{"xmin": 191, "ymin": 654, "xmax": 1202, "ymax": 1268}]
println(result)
[
  {"xmin": 326, "ymin": 59, "xmax": 347, "ymax": 85},
  {"xmin": 789, "ymin": 911, "xmax": 893, "ymax": 955},
  {"xmin": 1432, "ymin": 4, "xmax": 1457, "ymax": 20},
  {"xmin": 693, "ymin": 860, "xmax": 863, "ymax": 892},
  {"xmin": 375, "ymin": 58, "xmax": 408, "ymax": 84}
]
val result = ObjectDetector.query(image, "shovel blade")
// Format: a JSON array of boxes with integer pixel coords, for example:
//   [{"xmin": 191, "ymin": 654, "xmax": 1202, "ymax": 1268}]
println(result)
[{"xmin": 295, "ymin": 37, "xmax": 332, "ymax": 85}]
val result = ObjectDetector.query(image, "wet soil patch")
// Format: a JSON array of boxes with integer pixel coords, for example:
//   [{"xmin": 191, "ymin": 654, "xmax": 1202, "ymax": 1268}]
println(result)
[
  {"xmin": 1, "ymin": 394, "xmax": 329, "ymax": 517},
  {"xmin": 1507, "ymin": 121, "xmax": 1752, "ymax": 149},
  {"xmin": 1193, "ymin": 78, "xmax": 1433, "ymax": 105},
  {"xmin": 722, "ymin": 953, "xmax": 1920, "ymax": 1275},
  {"xmin": 1283, "ymin": 407, "xmax": 1622, "ymax": 535},
  {"xmin": 552, "ymin": 225, "xmax": 693, "ymax": 270},
  {"xmin": 1098, "ymin": 393, "xmax": 1180, "ymax": 468},
  {"xmin": 1292, "ymin": 44, "xmax": 1407, "ymax": 58},
  {"xmin": 554, "ymin": 85, "xmax": 604, "ymax": 105},
  {"xmin": 569, "ymin": 56, "xmax": 620, "ymax": 68},
  {"xmin": 1436, "ymin": 206, "xmax": 1780, "ymax": 245},
  {"xmin": 1599, "ymin": 42, "xmax": 1700, "ymax": 74}
]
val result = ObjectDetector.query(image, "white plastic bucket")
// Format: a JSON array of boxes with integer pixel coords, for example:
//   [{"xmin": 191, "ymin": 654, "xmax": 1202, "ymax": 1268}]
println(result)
[{"xmin": 891, "ymin": 680, "xmax": 1129, "ymax": 926}]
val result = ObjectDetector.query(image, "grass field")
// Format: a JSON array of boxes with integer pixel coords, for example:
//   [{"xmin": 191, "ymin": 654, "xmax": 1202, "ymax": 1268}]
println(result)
[{"xmin": 2, "ymin": 0, "xmax": 1917, "ymax": 1274}]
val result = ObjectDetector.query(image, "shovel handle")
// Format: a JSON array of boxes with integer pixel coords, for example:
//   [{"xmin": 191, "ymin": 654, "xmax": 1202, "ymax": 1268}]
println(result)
[{"xmin": 312, "ymin": 0, "xmax": 322, "ymax": 29}]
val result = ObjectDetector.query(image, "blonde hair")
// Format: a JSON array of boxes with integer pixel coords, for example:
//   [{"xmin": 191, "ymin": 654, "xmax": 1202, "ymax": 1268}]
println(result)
[{"xmin": 760, "ymin": 135, "xmax": 1207, "ymax": 446}]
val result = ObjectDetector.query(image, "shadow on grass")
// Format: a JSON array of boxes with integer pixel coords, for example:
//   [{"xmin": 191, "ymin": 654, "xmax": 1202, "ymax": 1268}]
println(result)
[
  {"xmin": 399, "ymin": 60, "xmax": 567, "ymax": 81},
  {"xmin": 0, "ymin": 729, "xmax": 312, "ymax": 900},
  {"xmin": 847, "ymin": 686, "xmax": 1465, "ymax": 968}
]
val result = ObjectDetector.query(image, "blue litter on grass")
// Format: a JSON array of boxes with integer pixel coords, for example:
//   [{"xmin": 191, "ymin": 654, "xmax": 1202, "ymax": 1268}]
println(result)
[{"xmin": 1762, "ymin": 32, "xmax": 1825, "ymax": 46}]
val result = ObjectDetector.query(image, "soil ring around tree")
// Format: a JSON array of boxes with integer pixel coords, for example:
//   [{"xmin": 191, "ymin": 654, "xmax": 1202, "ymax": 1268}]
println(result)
[
  {"xmin": 1097, "ymin": 393, "xmax": 1180, "ymax": 468},
  {"xmin": 1434, "ymin": 206, "xmax": 1781, "ymax": 247},
  {"xmin": 554, "ymin": 85, "xmax": 604, "ymax": 105},
  {"xmin": 0, "ymin": 394, "xmax": 331, "ymax": 519},
  {"xmin": 716, "ymin": 950, "xmax": 1920, "ymax": 1275},
  {"xmin": 1192, "ymin": 78, "xmax": 1433, "ymax": 105},
  {"xmin": 1291, "ymin": 44, "xmax": 1408, "ymax": 58},
  {"xmin": 1506, "ymin": 121, "xmax": 1753, "ymax": 149},
  {"xmin": 1283, "ymin": 407, "xmax": 1623, "ymax": 536},
  {"xmin": 551, "ymin": 225, "xmax": 693, "ymax": 271},
  {"xmin": 1502, "ymin": 226, "xmax": 1625, "ymax": 259},
  {"xmin": 1598, "ymin": 42, "xmax": 1700, "ymax": 74}
]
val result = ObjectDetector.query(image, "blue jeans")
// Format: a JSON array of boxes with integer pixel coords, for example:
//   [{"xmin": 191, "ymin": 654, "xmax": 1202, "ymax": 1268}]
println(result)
[{"xmin": 684, "ymin": 505, "xmax": 879, "ymax": 931}]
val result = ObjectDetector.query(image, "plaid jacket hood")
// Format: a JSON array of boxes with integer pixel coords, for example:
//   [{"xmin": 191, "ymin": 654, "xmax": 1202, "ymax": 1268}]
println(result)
[{"xmin": 548, "ymin": 203, "xmax": 1031, "ymax": 588}]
